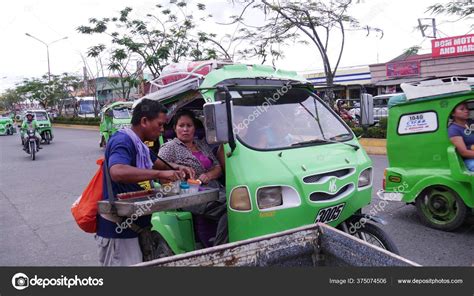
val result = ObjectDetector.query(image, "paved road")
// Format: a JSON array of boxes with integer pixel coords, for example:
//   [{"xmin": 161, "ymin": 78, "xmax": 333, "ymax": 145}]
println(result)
[{"xmin": 0, "ymin": 128, "xmax": 473, "ymax": 266}]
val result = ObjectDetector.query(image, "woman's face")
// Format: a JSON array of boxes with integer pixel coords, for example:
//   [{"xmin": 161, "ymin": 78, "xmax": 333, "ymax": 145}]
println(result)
[
  {"xmin": 452, "ymin": 103, "xmax": 470, "ymax": 121},
  {"xmin": 175, "ymin": 115, "xmax": 195, "ymax": 143}
]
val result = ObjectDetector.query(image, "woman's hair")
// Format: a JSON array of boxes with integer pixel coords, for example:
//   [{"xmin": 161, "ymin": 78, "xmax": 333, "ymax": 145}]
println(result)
[
  {"xmin": 450, "ymin": 102, "xmax": 469, "ymax": 119},
  {"xmin": 173, "ymin": 109, "xmax": 201, "ymax": 130}
]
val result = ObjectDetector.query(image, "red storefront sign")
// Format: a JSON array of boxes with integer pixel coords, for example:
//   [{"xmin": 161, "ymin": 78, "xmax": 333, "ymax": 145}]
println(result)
[
  {"xmin": 386, "ymin": 61, "xmax": 420, "ymax": 78},
  {"xmin": 431, "ymin": 34, "xmax": 474, "ymax": 58}
]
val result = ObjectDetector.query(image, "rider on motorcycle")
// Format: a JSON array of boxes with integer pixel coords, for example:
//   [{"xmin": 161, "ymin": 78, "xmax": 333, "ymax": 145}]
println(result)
[{"xmin": 21, "ymin": 112, "xmax": 42, "ymax": 150}]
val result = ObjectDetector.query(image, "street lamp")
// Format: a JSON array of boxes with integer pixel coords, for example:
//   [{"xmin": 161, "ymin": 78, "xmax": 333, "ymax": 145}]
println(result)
[{"xmin": 25, "ymin": 33, "xmax": 68, "ymax": 81}]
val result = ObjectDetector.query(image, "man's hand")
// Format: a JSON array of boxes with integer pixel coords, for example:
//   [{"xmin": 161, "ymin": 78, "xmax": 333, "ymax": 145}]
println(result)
[
  {"xmin": 156, "ymin": 170, "xmax": 185, "ymax": 183},
  {"xmin": 176, "ymin": 165, "xmax": 195, "ymax": 179}
]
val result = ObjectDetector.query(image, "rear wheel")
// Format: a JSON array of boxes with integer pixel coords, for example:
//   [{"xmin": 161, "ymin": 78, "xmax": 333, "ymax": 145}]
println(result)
[
  {"xmin": 29, "ymin": 141, "xmax": 35, "ymax": 161},
  {"xmin": 415, "ymin": 186, "xmax": 467, "ymax": 231}
]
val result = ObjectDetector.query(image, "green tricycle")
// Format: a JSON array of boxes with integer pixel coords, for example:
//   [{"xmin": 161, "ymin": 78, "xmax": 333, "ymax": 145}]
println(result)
[
  {"xmin": 99, "ymin": 101, "xmax": 160, "ymax": 153},
  {"xmin": 99, "ymin": 101, "xmax": 133, "ymax": 148},
  {"xmin": 0, "ymin": 113, "xmax": 15, "ymax": 136},
  {"xmin": 379, "ymin": 77, "xmax": 474, "ymax": 231},
  {"xmin": 125, "ymin": 61, "xmax": 399, "ymax": 257}
]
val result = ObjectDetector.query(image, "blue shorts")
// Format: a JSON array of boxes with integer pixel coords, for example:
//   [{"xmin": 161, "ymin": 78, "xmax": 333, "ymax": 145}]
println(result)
[{"xmin": 464, "ymin": 159, "xmax": 474, "ymax": 172}]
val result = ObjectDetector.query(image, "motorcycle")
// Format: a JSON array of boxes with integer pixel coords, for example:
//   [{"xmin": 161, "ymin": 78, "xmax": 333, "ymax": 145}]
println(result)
[{"xmin": 23, "ymin": 128, "xmax": 40, "ymax": 161}]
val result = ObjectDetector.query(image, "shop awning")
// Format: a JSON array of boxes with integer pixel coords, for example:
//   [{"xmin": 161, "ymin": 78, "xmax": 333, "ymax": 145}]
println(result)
[{"xmin": 374, "ymin": 76, "xmax": 435, "ymax": 86}]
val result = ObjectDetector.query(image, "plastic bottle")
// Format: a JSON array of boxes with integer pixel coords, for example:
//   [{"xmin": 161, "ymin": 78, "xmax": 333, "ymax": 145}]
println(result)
[{"xmin": 180, "ymin": 181, "xmax": 190, "ymax": 194}]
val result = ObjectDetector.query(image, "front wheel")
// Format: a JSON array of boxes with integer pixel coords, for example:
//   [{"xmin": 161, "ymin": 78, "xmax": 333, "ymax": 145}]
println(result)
[
  {"xmin": 150, "ymin": 231, "xmax": 174, "ymax": 260},
  {"xmin": 415, "ymin": 186, "xmax": 467, "ymax": 231},
  {"xmin": 45, "ymin": 131, "xmax": 51, "ymax": 144},
  {"xmin": 29, "ymin": 141, "xmax": 36, "ymax": 161},
  {"xmin": 340, "ymin": 219, "xmax": 399, "ymax": 254}
]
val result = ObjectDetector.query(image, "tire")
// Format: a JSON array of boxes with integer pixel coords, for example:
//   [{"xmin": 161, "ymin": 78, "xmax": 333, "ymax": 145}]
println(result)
[
  {"xmin": 30, "ymin": 141, "xmax": 35, "ymax": 161},
  {"xmin": 415, "ymin": 186, "xmax": 467, "ymax": 231},
  {"xmin": 341, "ymin": 218, "xmax": 399, "ymax": 254},
  {"xmin": 150, "ymin": 231, "xmax": 174, "ymax": 259},
  {"xmin": 45, "ymin": 132, "xmax": 51, "ymax": 144}
]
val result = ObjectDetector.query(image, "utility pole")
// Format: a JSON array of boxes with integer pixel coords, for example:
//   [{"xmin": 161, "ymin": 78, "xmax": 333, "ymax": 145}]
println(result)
[{"xmin": 25, "ymin": 33, "xmax": 68, "ymax": 81}]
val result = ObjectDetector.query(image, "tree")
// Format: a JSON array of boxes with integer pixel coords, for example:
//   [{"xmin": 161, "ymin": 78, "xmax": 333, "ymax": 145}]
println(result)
[
  {"xmin": 77, "ymin": 2, "xmax": 227, "ymax": 79},
  {"xmin": 226, "ymin": 0, "xmax": 383, "ymax": 106},
  {"xmin": 0, "ymin": 89, "xmax": 23, "ymax": 111},
  {"xmin": 427, "ymin": 1, "xmax": 473, "ymax": 26},
  {"xmin": 15, "ymin": 74, "xmax": 80, "ymax": 113}
]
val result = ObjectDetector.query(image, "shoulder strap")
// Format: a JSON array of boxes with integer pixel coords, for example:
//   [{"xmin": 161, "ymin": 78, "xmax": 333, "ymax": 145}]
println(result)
[{"xmin": 103, "ymin": 156, "xmax": 117, "ymax": 204}]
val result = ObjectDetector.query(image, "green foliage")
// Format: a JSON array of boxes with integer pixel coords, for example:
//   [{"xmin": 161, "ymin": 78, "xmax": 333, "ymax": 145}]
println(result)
[
  {"xmin": 54, "ymin": 116, "xmax": 100, "ymax": 126},
  {"xmin": 427, "ymin": 1, "xmax": 473, "ymax": 20},
  {"xmin": 77, "ymin": 1, "xmax": 231, "ymax": 80},
  {"xmin": 0, "ymin": 89, "xmax": 22, "ymax": 110},
  {"xmin": 351, "ymin": 118, "xmax": 388, "ymax": 139},
  {"xmin": 4, "ymin": 73, "xmax": 80, "ymax": 110}
]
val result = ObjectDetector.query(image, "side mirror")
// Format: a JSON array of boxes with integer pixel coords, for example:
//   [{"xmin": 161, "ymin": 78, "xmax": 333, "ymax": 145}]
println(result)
[
  {"xmin": 105, "ymin": 109, "xmax": 114, "ymax": 117},
  {"xmin": 360, "ymin": 93, "xmax": 374, "ymax": 126},
  {"xmin": 203, "ymin": 101, "xmax": 229, "ymax": 144},
  {"xmin": 15, "ymin": 115, "xmax": 21, "ymax": 121}
]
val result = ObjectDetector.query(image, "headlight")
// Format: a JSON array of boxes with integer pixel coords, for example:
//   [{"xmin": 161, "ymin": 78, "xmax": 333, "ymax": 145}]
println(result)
[
  {"xmin": 257, "ymin": 186, "xmax": 283, "ymax": 209},
  {"xmin": 358, "ymin": 168, "xmax": 372, "ymax": 188},
  {"xmin": 230, "ymin": 187, "xmax": 251, "ymax": 211}
]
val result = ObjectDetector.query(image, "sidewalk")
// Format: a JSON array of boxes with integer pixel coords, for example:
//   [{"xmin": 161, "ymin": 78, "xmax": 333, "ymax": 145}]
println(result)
[
  {"xmin": 53, "ymin": 123, "xmax": 99, "ymax": 131},
  {"xmin": 53, "ymin": 124, "xmax": 387, "ymax": 155},
  {"xmin": 358, "ymin": 138, "xmax": 387, "ymax": 155}
]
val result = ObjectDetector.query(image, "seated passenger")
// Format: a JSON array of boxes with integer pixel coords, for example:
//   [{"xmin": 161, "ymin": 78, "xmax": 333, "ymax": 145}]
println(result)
[
  {"xmin": 448, "ymin": 102, "xmax": 474, "ymax": 172},
  {"xmin": 158, "ymin": 109, "xmax": 227, "ymax": 247}
]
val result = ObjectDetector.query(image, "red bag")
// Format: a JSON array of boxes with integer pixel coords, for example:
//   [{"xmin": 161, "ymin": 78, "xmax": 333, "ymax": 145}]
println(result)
[{"xmin": 71, "ymin": 158, "xmax": 104, "ymax": 233}]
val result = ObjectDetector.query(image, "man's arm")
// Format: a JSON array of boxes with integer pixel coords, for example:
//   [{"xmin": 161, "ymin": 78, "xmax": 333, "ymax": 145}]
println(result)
[
  {"xmin": 110, "ymin": 164, "xmax": 184, "ymax": 184},
  {"xmin": 153, "ymin": 159, "xmax": 195, "ymax": 179}
]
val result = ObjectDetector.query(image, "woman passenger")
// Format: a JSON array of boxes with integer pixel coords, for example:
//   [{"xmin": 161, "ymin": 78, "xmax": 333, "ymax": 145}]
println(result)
[
  {"xmin": 158, "ymin": 109, "xmax": 227, "ymax": 247},
  {"xmin": 448, "ymin": 102, "xmax": 474, "ymax": 171}
]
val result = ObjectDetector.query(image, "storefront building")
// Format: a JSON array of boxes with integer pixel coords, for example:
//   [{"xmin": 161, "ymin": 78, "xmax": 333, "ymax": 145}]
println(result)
[{"xmin": 370, "ymin": 34, "xmax": 474, "ymax": 95}]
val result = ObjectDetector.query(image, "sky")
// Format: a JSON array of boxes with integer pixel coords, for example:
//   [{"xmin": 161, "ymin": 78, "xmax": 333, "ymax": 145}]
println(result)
[{"xmin": 0, "ymin": 0, "xmax": 472, "ymax": 92}]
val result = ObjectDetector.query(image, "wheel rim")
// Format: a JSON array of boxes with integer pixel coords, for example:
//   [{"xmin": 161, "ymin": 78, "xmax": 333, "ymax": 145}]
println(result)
[
  {"xmin": 420, "ymin": 187, "xmax": 458, "ymax": 225},
  {"xmin": 355, "ymin": 231, "xmax": 386, "ymax": 249}
]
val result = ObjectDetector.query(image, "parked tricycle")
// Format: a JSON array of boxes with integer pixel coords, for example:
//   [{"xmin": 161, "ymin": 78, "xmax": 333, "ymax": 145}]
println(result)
[
  {"xmin": 0, "ymin": 113, "xmax": 15, "ymax": 136},
  {"xmin": 100, "ymin": 61, "xmax": 399, "ymax": 262},
  {"xmin": 379, "ymin": 77, "xmax": 474, "ymax": 231}
]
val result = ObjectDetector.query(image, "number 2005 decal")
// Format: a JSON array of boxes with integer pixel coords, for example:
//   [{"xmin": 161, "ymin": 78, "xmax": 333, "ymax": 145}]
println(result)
[{"xmin": 315, "ymin": 203, "xmax": 345, "ymax": 224}]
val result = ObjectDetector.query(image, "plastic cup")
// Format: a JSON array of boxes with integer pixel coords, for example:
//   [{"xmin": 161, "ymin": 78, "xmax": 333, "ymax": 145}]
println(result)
[{"xmin": 187, "ymin": 179, "xmax": 202, "ymax": 194}]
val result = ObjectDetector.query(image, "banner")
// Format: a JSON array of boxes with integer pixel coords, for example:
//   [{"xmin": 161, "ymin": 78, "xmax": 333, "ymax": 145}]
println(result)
[{"xmin": 431, "ymin": 34, "xmax": 474, "ymax": 58}]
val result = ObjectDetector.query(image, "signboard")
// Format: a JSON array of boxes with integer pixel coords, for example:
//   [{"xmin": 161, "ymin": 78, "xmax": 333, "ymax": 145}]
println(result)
[
  {"xmin": 386, "ymin": 61, "xmax": 420, "ymax": 78},
  {"xmin": 431, "ymin": 34, "xmax": 474, "ymax": 58},
  {"xmin": 398, "ymin": 112, "xmax": 438, "ymax": 135}
]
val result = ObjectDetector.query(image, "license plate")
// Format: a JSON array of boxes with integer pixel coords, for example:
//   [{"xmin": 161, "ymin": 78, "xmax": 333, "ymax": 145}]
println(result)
[{"xmin": 315, "ymin": 203, "xmax": 345, "ymax": 224}]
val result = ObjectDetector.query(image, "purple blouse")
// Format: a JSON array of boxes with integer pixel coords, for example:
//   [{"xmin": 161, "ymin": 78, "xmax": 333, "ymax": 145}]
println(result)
[{"xmin": 192, "ymin": 151, "xmax": 213, "ymax": 170}]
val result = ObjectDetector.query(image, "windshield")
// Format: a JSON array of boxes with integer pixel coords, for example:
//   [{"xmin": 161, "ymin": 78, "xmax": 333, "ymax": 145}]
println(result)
[
  {"xmin": 34, "ymin": 112, "xmax": 48, "ymax": 121},
  {"xmin": 79, "ymin": 101, "xmax": 94, "ymax": 114},
  {"xmin": 231, "ymin": 87, "xmax": 352, "ymax": 150},
  {"xmin": 112, "ymin": 108, "xmax": 132, "ymax": 119}
]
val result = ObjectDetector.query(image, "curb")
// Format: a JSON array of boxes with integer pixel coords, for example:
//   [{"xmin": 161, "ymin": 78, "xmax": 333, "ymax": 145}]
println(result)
[
  {"xmin": 359, "ymin": 138, "xmax": 387, "ymax": 155},
  {"xmin": 53, "ymin": 123, "xmax": 99, "ymax": 131},
  {"xmin": 52, "ymin": 124, "xmax": 388, "ymax": 155}
]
